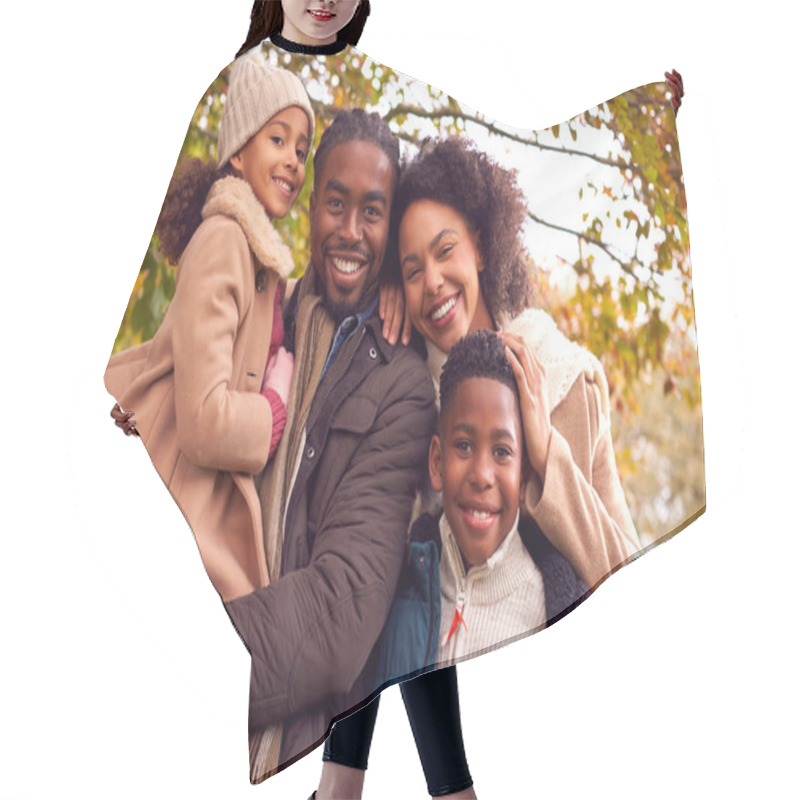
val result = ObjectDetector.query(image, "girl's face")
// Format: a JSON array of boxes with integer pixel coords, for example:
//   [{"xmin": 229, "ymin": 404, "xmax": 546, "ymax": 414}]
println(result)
[
  {"xmin": 281, "ymin": 0, "xmax": 360, "ymax": 45},
  {"xmin": 398, "ymin": 199, "xmax": 494, "ymax": 354},
  {"xmin": 230, "ymin": 106, "xmax": 309, "ymax": 219}
]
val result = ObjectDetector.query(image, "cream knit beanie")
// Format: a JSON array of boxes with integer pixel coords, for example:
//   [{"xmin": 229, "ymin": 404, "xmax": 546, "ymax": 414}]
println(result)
[{"xmin": 217, "ymin": 50, "xmax": 315, "ymax": 168}]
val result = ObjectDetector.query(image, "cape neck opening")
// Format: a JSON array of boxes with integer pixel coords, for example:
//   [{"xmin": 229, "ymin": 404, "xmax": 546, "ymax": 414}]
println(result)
[{"xmin": 269, "ymin": 33, "xmax": 350, "ymax": 55}]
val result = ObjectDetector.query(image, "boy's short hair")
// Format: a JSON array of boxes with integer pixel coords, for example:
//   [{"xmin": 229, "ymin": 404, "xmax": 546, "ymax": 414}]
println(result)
[{"xmin": 439, "ymin": 330, "xmax": 521, "ymax": 420}]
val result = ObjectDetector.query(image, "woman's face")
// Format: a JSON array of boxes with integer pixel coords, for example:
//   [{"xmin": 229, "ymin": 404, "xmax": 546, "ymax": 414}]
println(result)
[
  {"xmin": 281, "ymin": 0, "xmax": 360, "ymax": 45},
  {"xmin": 398, "ymin": 199, "xmax": 494, "ymax": 353}
]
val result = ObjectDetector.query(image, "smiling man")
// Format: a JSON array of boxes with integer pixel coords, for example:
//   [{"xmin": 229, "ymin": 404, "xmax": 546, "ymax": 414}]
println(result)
[
  {"xmin": 310, "ymin": 137, "xmax": 392, "ymax": 322},
  {"xmin": 224, "ymin": 108, "xmax": 436, "ymax": 776}
]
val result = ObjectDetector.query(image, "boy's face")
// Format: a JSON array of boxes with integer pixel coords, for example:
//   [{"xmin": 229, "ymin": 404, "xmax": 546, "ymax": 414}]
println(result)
[{"xmin": 430, "ymin": 376, "xmax": 525, "ymax": 568}]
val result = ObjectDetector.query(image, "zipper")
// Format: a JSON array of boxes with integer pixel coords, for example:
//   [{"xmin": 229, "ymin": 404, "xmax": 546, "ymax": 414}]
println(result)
[
  {"xmin": 281, "ymin": 326, "xmax": 369, "ymax": 573},
  {"xmin": 442, "ymin": 590, "xmax": 467, "ymax": 650},
  {"xmin": 423, "ymin": 544, "xmax": 437, "ymax": 665}
]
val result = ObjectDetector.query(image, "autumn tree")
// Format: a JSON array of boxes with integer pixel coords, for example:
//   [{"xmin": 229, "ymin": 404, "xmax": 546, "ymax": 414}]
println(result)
[{"xmin": 111, "ymin": 46, "xmax": 702, "ymax": 539}]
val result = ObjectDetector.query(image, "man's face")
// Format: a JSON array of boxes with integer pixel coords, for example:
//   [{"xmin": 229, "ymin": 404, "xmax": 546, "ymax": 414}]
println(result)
[
  {"xmin": 310, "ymin": 140, "xmax": 393, "ymax": 320},
  {"xmin": 430, "ymin": 377, "xmax": 524, "ymax": 568}
]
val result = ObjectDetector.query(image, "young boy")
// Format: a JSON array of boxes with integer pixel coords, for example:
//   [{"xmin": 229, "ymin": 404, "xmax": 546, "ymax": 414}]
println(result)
[{"xmin": 372, "ymin": 330, "xmax": 589, "ymax": 684}]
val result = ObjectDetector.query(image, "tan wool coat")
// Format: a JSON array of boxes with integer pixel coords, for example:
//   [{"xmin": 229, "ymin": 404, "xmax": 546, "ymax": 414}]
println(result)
[
  {"xmin": 105, "ymin": 177, "xmax": 295, "ymax": 602},
  {"xmin": 507, "ymin": 309, "xmax": 641, "ymax": 589}
]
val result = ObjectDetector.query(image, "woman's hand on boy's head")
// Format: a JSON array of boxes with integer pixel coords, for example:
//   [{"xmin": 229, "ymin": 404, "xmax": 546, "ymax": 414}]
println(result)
[
  {"xmin": 379, "ymin": 282, "xmax": 412, "ymax": 346},
  {"xmin": 499, "ymin": 332, "xmax": 551, "ymax": 481}
]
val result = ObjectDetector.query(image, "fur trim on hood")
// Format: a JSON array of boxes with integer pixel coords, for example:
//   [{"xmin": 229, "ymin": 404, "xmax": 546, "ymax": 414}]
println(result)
[{"xmin": 202, "ymin": 176, "xmax": 295, "ymax": 279}]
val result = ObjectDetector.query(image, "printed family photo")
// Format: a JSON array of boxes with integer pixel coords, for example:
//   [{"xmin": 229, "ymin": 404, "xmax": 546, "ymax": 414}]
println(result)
[{"xmin": 105, "ymin": 12, "xmax": 703, "ymax": 785}]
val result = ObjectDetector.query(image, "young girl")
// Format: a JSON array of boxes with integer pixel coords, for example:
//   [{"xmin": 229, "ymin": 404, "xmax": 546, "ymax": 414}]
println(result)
[{"xmin": 106, "ymin": 49, "xmax": 315, "ymax": 603}]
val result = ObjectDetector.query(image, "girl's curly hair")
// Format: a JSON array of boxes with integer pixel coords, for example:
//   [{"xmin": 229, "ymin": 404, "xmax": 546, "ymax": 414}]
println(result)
[
  {"xmin": 155, "ymin": 159, "xmax": 236, "ymax": 265},
  {"xmin": 391, "ymin": 137, "xmax": 533, "ymax": 320}
]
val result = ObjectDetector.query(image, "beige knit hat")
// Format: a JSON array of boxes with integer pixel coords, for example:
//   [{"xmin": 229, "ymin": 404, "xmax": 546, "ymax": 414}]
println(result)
[{"xmin": 217, "ymin": 50, "xmax": 315, "ymax": 168}]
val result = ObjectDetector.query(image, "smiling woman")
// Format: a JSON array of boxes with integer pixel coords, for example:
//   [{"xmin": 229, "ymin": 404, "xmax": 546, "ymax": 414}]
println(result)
[
  {"xmin": 237, "ymin": 0, "xmax": 371, "ymax": 55},
  {"xmin": 282, "ymin": 0, "xmax": 361, "ymax": 45},
  {"xmin": 399, "ymin": 199, "xmax": 495, "ymax": 354}
]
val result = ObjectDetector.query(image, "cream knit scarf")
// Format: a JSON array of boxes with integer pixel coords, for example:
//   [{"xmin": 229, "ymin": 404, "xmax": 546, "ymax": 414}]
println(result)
[{"xmin": 250, "ymin": 268, "xmax": 336, "ymax": 782}]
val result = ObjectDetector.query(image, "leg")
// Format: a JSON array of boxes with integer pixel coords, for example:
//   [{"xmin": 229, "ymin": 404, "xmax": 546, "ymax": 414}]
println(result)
[
  {"xmin": 316, "ymin": 696, "xmax": 381, "ymax": 799},
  {"xmin": 400, "ymin": 666, "xmax": 475, "ymax": 798}
]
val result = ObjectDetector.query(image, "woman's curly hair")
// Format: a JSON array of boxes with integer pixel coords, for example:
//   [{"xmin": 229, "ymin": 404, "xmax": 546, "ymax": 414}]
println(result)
[
  {"xmin": 391, "ymin": 136, "xmax": 533, "ymax": 320},
  {"xmin": 155, "ymin": 159, "xmax": 236, "ymax": 264}
]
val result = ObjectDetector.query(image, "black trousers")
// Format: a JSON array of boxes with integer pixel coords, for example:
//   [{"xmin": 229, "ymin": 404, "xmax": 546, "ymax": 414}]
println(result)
[{"xmin": 323, "ymin": 665, "xmax": 473, "ymax": 797}]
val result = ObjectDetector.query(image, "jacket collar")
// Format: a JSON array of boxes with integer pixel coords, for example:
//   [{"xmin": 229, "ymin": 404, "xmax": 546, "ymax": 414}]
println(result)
[
  {"xmin": 286, "ymin": 272, "xmax": 417, "ymax": 366},
  {"xmin": 410, "ymin": 510, "xmax": 555, "ymax": 563},
  {"xmin": 363, "ymin": 310, "xmax": 396, "ymax": 363}
]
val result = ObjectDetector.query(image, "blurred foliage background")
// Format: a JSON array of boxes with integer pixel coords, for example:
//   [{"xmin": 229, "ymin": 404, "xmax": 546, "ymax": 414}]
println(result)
[{"xmin": 111, "ymin": 44, "xmax": 704, "ymax": 545}]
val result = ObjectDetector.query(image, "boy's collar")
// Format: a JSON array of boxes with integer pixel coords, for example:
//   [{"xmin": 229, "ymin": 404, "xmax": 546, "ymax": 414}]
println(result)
[{"xmin": 439, "ymin": 509, "xmax": 522, "ymax": 577}]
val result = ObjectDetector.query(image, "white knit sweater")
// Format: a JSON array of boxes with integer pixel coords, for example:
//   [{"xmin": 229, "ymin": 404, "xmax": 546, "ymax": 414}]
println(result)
[{"xmin": 437, "ymin": 511, "xmax": 547, "ymax": 665}]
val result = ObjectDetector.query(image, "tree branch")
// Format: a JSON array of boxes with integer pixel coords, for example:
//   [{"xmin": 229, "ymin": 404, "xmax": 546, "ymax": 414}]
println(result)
[
  {"xmin": 527, "ymin": 210, "xmax": 636, "ymax": 274},
  {"xmin": 527, "ymin": 210, "xmax": 664, "ymax": 301},
  {"xmin": 383, "ymin": 103, "xmax": 628, "ymax": 171}
]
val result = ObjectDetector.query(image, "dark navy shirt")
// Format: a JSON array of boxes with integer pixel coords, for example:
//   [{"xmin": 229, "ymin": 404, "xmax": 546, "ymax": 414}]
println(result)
[{"xmin": 321, "ymin": 293, "xmax": 380, "ymax": 378}]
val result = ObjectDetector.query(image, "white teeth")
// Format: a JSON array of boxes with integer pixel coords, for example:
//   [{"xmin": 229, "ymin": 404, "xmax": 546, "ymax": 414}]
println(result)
[
  {"xmin": 468, "ymin": 509, "xmax": 493, "ymax": 519},
  {"xmin": 274, "ymin": 178, "xmax": 293, "ymax": 193},
  {"xmin": 332, "ymin": 257, "xmax": 362, "ymax": 275},
  {"xmin": 431, "ymin": 295, "xmax": 457, "ymax": 321}
]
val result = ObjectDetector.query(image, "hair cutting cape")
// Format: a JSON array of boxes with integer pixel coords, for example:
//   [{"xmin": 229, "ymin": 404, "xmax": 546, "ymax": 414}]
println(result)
[{"xmin": 105, "ymin": 37, "xmax": 704, "ymax": 783}]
